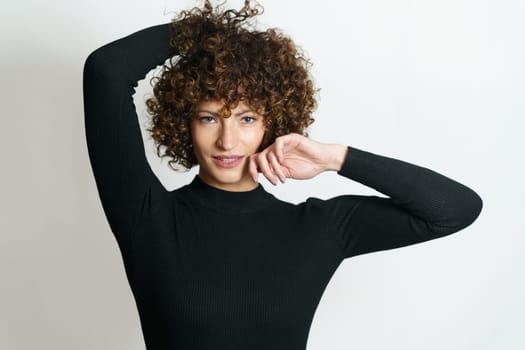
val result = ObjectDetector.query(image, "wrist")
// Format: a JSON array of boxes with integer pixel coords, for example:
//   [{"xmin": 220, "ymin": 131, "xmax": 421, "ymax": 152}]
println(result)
[{"xmin": 325, "ymin": 144, "xmax": 348, "ymax": 172}]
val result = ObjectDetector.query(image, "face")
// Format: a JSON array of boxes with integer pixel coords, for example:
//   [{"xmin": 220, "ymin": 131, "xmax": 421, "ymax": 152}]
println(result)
[{"xmin": 190, "ymin": 99, "xmax": 266, "ymax": 191}]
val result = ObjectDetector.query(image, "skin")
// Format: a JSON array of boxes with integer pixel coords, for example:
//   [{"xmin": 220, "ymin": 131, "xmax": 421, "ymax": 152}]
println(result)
[{"xmin": 190, "ymin": 99, "xmax": 349, "ymax": 192}]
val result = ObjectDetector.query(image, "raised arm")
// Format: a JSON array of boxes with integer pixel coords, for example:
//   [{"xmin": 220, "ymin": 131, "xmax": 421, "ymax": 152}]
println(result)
[
  {"xmin": 322, "ymin": 145, "xmax": 483, "ymax": 259},
  {"xmin": 251, "ymin": 133, "xmax": 482, "ymax": 259},
  {"xmin": 83, "ymin": 23, "xmax": 175, "ymax": 249}
]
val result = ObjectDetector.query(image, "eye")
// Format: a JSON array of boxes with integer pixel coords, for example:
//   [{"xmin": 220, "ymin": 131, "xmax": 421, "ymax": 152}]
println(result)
[
  {"xmin": 241, "ymin": 116, "xmax": 257, "ymax": 123},
  {"xmin": 198, "ymin": 116, "xmax": 216, "ymax": 123}
]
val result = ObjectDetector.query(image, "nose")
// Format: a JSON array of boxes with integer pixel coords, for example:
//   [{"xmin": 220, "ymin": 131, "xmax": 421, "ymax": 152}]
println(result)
[{"xmin": 216, "ymin": 119, "xmax": 238, "ymax": 150}]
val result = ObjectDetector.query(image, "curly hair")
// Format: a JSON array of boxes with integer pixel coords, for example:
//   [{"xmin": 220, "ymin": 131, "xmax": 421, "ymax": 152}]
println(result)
[{"xmin": 145, "ymin": 0, "xmax": 318, "ymax": 170}]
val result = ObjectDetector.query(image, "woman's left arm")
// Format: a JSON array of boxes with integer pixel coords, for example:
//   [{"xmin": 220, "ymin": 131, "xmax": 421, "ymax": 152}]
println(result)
[{"xmin": 249, "ymin": 133, "xmax": 483, "ymax": 258}]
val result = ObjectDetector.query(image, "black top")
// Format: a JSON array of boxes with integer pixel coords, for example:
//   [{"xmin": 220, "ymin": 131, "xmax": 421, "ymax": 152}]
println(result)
[{"xmin": 83, "ymin": 23, "xmax": 483, "ymax": 350}]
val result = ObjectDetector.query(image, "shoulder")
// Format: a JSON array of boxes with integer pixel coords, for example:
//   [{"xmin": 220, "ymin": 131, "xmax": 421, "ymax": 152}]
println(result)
[
  {"xmin": 270, "ymin": 194, "xmax": 368, "ymax": 224},
  {"xmin": 303, "ymin": 194, "xmax": 365, "ymax": 211}
]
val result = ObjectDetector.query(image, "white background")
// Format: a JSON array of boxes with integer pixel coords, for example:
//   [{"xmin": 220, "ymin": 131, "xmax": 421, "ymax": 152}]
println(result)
[{"xmin": 2, "ymin": 0, "xmax": 524, "ymax": 349}]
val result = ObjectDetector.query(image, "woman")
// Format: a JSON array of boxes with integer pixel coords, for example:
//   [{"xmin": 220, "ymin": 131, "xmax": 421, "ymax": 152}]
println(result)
[{"xmin": 83, "ymin": 1, "xmax": 482, "ymax": 349}]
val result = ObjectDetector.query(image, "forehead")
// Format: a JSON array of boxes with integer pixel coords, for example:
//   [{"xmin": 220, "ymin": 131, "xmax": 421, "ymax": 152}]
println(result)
[{"xmin": 194, "ymin": 100, "xmax": 254, "ymax": 113}]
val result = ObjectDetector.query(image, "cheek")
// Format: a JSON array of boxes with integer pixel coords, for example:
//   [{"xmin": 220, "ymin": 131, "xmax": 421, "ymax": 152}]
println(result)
[
  {"xmin": 189, "ymin": 128, "xmax": 206, "ymax": 159},
  {"xmin": 190, "ymin": 125, "xmax": 210, "ymax": 148},
  {"xmin": 247, "ymin": 127, "xmax": 266, "ymax": 150}
]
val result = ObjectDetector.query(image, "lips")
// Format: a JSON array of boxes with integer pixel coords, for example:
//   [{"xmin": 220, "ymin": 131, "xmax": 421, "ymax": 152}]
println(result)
[
  {"xmin": 212, "ymin": 155, "xmax": 244, "ymax": 168},
  {"xmin": 214, "ymin": 155, "xmax": 242, "ymax": 161}
]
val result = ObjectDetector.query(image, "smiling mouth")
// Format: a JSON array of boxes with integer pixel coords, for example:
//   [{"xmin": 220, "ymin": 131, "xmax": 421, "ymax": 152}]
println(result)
[
  {"xmin": 212, "ymin": 155, "xmax": 244, "ymax": 168},
  {"xmin": 213, "ymin": 155, "xmax": 243, "ymax": 161},
  {"xmin": 220, "ymin": 159, "xmax": 237, "ymax": 163}
]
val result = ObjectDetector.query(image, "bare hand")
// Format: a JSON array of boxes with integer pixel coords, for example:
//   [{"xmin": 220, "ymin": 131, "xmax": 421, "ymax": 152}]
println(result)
[{"xmin": 248, "ymin": 133, "xmax": 347, "ymax": 185}]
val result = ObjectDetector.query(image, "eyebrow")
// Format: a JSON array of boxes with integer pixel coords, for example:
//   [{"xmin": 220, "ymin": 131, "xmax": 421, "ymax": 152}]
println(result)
[{"xmin": 195, "ymin": 109, "xmax": 255, "ymax": 117}]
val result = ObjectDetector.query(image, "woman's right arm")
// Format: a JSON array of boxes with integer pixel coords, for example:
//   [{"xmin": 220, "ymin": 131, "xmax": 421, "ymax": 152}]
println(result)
[{"xmin": 83, "ymin": 23, "xmax": 175, "ymax": 251}]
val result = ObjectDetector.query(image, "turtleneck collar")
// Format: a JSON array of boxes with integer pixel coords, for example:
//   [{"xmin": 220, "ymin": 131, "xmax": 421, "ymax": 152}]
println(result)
[{"xmin": 178, "ymin": 175, "xmax": 276, "ymax": 213}]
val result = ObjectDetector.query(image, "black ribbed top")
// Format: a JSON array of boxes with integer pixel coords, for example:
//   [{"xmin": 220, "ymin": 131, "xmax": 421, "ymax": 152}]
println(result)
[
  {"xmin": 180, "ymin": 175, "xmax": 276, "ymax": 213},
  {"xmin": 83, "ymin": 23, "xmax": 483, "ymax": 350}
]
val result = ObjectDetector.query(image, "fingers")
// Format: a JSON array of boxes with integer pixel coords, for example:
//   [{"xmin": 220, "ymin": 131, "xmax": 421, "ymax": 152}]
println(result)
[
  {"xmin": 249, "ymin": 133, "xmax": 307, "ymax": 185},
  {"xmin": 275, "ymin": 133, "xmax": 302, "ymax": 161},
  {"xmin": 250, "ymin": 149, "xmax": 285, "ymax": 186},
  {"xmin": 268, "ymin": 151, "xmax": 286, "ymax": 183},
  {"xmin": 248, "ymin": 154, "xmax": 259, "ymax": 183},
  {"xmin": 274, "ymin": 136, "xmax": 284, "ymax": 163},
  {"xmin": 257, "ymin": 151, "xmax": 277, "ymax": 185}
]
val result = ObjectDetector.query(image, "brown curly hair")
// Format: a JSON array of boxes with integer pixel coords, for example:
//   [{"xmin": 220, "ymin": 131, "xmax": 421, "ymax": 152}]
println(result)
[{"xmin": 145, "ymin": 0, "xmax": 318, "ymax": 170}]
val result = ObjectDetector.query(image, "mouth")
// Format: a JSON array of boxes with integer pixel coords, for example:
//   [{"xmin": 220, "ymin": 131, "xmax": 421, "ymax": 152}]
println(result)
[{"xmin": 212, "ymin": 155, "xmax": 244, "ymax": 168}]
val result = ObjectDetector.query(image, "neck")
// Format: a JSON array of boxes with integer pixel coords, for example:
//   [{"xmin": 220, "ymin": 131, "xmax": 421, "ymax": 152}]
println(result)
[
  {"xmin": 181, "ymin": 175, "xmax": 275, "ymax": 213},
  {"xmin": 197, "ymin": 171, "xmax": 258, "ymax": 192}
]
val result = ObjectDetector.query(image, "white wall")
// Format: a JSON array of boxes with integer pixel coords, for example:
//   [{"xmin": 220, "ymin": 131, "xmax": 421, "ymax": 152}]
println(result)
[{"xmin": 2, "ymin": 0, "xmax": 523, "ymax": 349}]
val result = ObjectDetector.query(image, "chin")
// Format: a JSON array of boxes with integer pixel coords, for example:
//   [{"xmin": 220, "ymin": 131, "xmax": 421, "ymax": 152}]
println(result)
[
  {"xmin": 212, "ymin": 170, "xmax": 245, "ymax": 185},
  {"xmin": 199, "ymin": 159, "xmax": 251, "ymax": 189}
]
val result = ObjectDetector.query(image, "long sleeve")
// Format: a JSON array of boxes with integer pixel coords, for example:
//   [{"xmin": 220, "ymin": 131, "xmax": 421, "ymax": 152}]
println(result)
[
  {"xmin": 83, "ymin": 23, "xmax": 175, "ymax": 251},
  {"xmin": 320, "ymin": 146, "xmax": 483, "ymax": 259}
]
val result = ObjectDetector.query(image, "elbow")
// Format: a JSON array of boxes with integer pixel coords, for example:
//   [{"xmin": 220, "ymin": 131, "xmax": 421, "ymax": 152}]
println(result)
[
  {"xmin": 84, "ymin": 46, "xmax": 104, "ymax": 70},
  {"xmin": 83, "ymin": 44, "xmax": 120, "ymax": 80},
  {"xmin": 425, "ymin": 189, "xmax": 483, "ymax": 238},
  {"xmin": 84, "ymin": 48, "xmax": 107, "ymax": 78},
  {"xmin": 461, "ymin": 190, "xmax": 483, "ymax": 229},
  {"xmin": 83, "ymin": 49, "xmax": 102, "ymax": 82},
  {"xmin": 438, "ymin": 189, "xmax": 483, "ymax": 235}
]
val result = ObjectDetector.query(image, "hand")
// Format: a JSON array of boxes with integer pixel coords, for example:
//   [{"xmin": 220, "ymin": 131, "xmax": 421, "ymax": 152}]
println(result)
[{"xmin": 248, "ymin": 133, "xmax": 347, "ymax": 185}]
